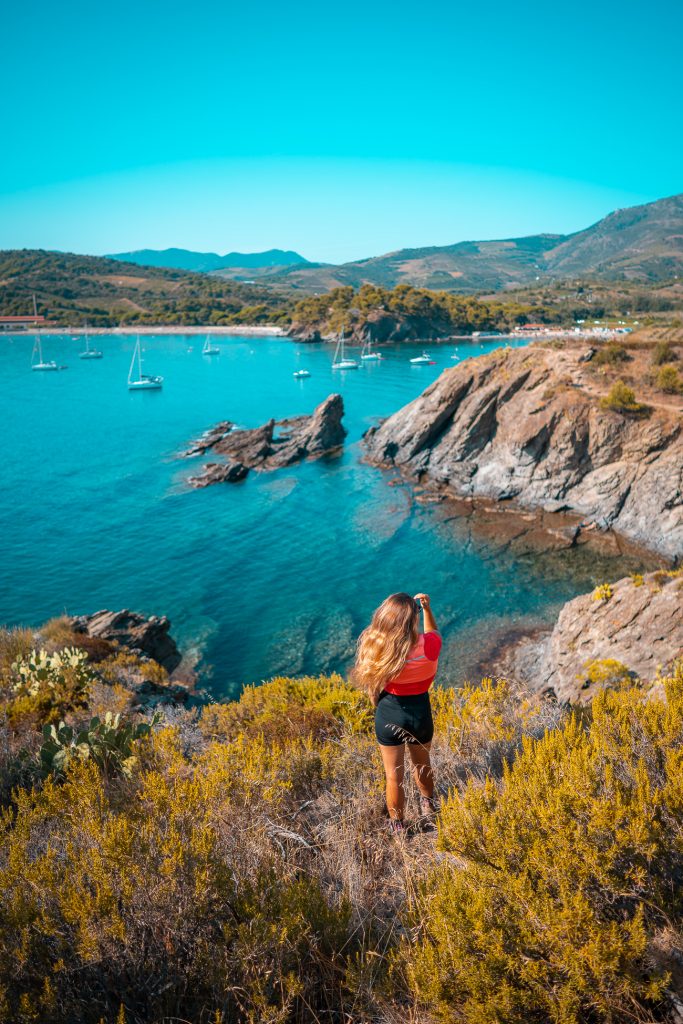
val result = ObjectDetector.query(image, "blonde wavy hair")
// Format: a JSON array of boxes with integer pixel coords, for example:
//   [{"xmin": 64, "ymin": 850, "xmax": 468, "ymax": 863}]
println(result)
[{"xmin": 351, "ymin": 592, "xmax": 420, "ymax": 702}]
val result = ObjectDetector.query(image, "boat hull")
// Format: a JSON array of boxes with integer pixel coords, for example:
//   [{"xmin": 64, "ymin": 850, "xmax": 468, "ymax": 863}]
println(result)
[{"xmin": 128, "ymin": 377, "xmax": 163, "ymax": 390}]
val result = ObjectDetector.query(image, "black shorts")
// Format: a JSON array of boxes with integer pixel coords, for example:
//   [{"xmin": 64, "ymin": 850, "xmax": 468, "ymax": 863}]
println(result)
[{"xmin": 374, "ymin": 691, "xmax": 434, "ymax": 747}]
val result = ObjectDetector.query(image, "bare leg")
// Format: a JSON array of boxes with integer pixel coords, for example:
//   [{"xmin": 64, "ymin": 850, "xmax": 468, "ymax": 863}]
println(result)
[
  {"xmin": 379, "ymin": 743, "xmax": 406, "ymax": 820},
  {"xmin": 407, "ymin": 741, "xmax": 434, "ymax": 799}
]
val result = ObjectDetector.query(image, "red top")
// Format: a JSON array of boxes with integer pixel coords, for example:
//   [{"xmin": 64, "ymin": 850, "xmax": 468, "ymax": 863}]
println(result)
[{"xmin": 384, "ymin": 632, "xmax": 442, "ymax": 696}]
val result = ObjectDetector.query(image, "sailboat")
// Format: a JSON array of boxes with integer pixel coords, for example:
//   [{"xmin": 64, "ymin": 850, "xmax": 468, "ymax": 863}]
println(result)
[
  {"xmin": 127, "ymin": 336, "xmax": 163, "ymax": 390},
  {"xmin": 79, "ymin": 324, "xmax": 103, "ymax": 359},
  {"xmin": 410, "ymin": 351, "xmax": 432, "ymax": 365},
  {"xmin": 332, "ymin": 329, "xmax": 358, "ymax": 370},
  {"xmin": 31, "ymin": 335, "xmax": 59, "ymax": 371},
  {"xmin": 360, "ymin": 339, "xmax": 382, "ymax": 361},
  {"xmin": 202, "ymin": 335, "xmax": 220, "ymax": 355}
]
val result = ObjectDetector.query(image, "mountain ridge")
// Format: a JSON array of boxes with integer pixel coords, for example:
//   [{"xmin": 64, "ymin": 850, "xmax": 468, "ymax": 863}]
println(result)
[
  {"xmin": 107, "ymin": 247, "xmax": 310, "ymax": 275},
  {"xmin": 260, "ymin": 193, "xmax": 683, "ymax": 292}
]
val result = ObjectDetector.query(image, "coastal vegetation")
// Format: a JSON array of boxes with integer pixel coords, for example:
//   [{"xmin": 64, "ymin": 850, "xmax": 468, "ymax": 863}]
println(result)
[
  {"xmin": 3, "ymin": 249, "xmax": 683, "ymax": 336},
  {"xmin": 600, "ymin": 380, "xmax": 648, "ymax": 414},
  {"xmin": 1, "ymin": 617, "xmax": 683, "ymax": 1023},
  {"xmin": 0, "ymin": 250, "xmax": 291, "ymax": 327},
  {"xmin": 290, "ymin": 283, "xmax": 559, "ymax": 337}
]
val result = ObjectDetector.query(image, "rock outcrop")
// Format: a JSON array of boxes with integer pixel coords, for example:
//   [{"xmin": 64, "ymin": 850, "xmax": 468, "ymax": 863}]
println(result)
[
  {"xmin": 288, "ymin": 310, "xmax": 456, "ymax": 344},
  {"xmin": 69, "ymin": 609, "xmax": 182, "ymax": 674},
  {"xmin": 499, "ymin": 570, "xmax": 683, "ymax": 703},
  {"xmin": 185, "ymin": 394, "xmax": 346, "ymax": 487},
  {"xmin": 363, "ymin": 345, "xmax": 683, "ymax": 562}
]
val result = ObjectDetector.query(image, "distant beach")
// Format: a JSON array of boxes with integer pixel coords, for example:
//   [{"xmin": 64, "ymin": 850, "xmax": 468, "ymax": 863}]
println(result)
[{"xmin": 22, "ymin": 325, "xmax": 287, "ymax": 336}]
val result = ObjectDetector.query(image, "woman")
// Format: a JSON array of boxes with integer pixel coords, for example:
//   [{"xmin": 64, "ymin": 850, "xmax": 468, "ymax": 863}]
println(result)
[{"xmin": 352, "ymin": 592, "xmax": 442, "ymax": 835}]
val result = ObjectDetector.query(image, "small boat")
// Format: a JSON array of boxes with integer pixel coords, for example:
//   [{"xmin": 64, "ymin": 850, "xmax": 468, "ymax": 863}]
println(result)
[
  {"xmin": 128, "ymin": 336, "xmax": 163, "ymax": 390},
  {"xmin": 332, "ymin": 329, "xmax": 358, "ymax": 370},
  {"xmin": 203, "ymin": 335, "xmax": 220, "ymax": 355},
  {"xmin": 79, "ymin": 325, "xmax": 103, "ymax": 359},
  {"xmin": 293, "ymin": 369, "xmax": 311, "ymax": 379},
  {"xmin": 410, "ymin": 351, "xmax": 432, "ymax": 365},
  {"xmin": 31, "ymin": 335, "xmax": 59, "ymax": 371},
  {"xmin": 360, "ymin": 339, "xmax": 382, "ymax": 361}
]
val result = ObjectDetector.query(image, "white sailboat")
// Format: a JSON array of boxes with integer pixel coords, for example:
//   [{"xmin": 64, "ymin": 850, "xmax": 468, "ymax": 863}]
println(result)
[
  {"xmin": 31, "ymin": 335, "xmax": 59, "ymax": 371},
  {"xmin": 360, "ymin": 339, "xmax": 382, "ymax": 361},
  {"xmin": 202, "ymin": 335, "xmax": 220, "ymax": 355},
  {"xmin": 79, "ymin": 324, "xmax": 103, "ymax": 359},
  {"xmin": 128, "ymin": 337, "xmax": 163, "ymax": 390},
  {"xmin": 293, "ymin": 369, "xmax": 311, "ymax": 378},
  {"xmin": 332, "ymin": 329, "xmax": 358, "ymax": 370},
  {"xmin": 410, "ymin": 351, "xmax": 432, "ymax": 365}
]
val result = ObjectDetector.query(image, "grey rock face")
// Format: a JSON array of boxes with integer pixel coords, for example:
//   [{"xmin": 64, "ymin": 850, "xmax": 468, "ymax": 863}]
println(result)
[
  {"xmin": 69, "ymin": 609, "xmax": 182, "ymax": 673},
  {"xmin": 505, "ymin": 571, "xmax": 683, "ymax": 703},
  {"xmin": 185, "ymin": 394, "xmax": 347, "ymax": 487},
  {"xmin": 363, "ymin": 346, "xmax": 683, "ymax": 561}
]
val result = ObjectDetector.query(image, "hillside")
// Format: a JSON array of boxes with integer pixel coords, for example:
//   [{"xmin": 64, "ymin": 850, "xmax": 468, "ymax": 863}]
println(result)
[
  {"xmin": 261, "ymin": 192, "xmax": 683, "ymax": 293},
  {"xmin": 0, "ymin": 249, "xmax": 290, "ymax": 326},
  {"xmin": 108, "ymin": 247, "xmax": 309, "ymax": 277},
  {"xmin": 2, "ymin": 611, "xmax": 683, "ymax": 1023}
]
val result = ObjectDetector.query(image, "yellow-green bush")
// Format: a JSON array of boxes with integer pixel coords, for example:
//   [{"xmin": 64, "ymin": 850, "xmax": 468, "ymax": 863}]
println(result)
[
  {"xmin": 402, "ymin": 667, "xmax": 683, "ymax": 1024},
  {"xmin": 599, "ymin": 380, "xmax": 647, "ymax": 414},
  {"xmin": 3, "ymin": 621, "xmax": 683, "ymax": 1024},
  {"xmin": 582, "ymin": 657, "xmax": 634, "ymax": 689}
]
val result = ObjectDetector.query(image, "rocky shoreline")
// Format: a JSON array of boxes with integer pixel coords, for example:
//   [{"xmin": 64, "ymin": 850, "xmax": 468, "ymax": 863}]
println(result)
[
  {"xmin": 182, "ymin": 394, "xmax": 347, "ymax": 487},
  {"xmin": 490, "ymin": 569, "xmax": 683, "ymax": 703},
  {"xmin": 363, "ymin": 343, "xmax": 683, "ymax": 563}
]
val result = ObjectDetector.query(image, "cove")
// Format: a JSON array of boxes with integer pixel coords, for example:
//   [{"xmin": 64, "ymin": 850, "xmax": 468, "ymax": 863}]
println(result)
[{"xmin": 0, "ymin": 332, "xmax": 649, "ymax": 699}]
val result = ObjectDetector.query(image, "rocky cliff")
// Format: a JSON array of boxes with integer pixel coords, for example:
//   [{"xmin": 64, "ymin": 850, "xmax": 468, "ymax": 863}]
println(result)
[
  {"xmin": 184, "ymin": 394, "xmax": 346, "ymax": 487},
  {"xmin": 364, "ymin": 345, "xmax": 683, "ymax": 562},
  {"xmin": 69, "ymin": 608, "xmax": 182, "ymax": 673},
  {"xmin": 498, "ymin": 570, "xmax": 683, "ymax": 703}
]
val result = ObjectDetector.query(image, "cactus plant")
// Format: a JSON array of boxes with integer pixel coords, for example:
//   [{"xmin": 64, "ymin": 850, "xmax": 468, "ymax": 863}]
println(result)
[{"xmin": 40, "ymin": 711, "xmax": 160, "ymax": 777}]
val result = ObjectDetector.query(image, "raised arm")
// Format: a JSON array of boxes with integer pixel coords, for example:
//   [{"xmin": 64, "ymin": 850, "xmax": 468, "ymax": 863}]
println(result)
[{"xmin": 414, "ymin": 593, "xmax": 438, "ymax": 634}]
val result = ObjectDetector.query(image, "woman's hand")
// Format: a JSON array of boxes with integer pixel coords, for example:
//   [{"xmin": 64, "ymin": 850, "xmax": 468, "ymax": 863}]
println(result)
[{"xmin": 414, "ymin": 593, "xmax": 438, "ymax": 633}]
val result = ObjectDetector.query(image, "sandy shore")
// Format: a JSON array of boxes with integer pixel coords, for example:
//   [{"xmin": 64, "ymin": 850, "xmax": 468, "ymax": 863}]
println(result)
[{"xmin": 3, "ymin": 325, "xmax": 287, "ymax": 337}]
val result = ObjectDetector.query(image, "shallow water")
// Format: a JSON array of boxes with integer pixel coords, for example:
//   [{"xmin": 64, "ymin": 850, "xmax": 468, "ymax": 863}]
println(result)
[{"xmin": 0, "ymin": 333, "xmax": 648, "ymax": 698}]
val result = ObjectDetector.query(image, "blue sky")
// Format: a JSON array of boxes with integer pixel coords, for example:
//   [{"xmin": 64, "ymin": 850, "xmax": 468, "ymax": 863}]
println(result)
[{"xmin": 2, "ymin": 0, "xmax": 681, "ymax": 263}]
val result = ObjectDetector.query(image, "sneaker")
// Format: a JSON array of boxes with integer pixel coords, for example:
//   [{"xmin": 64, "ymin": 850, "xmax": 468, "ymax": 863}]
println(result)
[
  {"xmin": 419, "ymin": 796, "xmax": 439, "ymax": 819},
  {"xmin": 389, "ymin": 818, "xmax": 407, "ymax": 837}
]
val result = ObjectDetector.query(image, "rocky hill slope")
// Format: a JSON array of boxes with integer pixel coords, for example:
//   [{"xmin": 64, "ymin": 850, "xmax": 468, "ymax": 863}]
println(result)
[
  {"xmin": 498, "ymin": 569, "xmax": 683, "ymax": 703},
  {"xmin": 363, "ymin": 343, "xmax": 683, "ymax": 562},
  {"xmin": 263, "ymin": 193, "xmax": 683, "ymax": 293}
]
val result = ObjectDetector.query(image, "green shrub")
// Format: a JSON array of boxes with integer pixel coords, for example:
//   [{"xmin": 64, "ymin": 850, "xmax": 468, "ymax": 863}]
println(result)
[
  {"xmin": 582, "ymin": 657, "xmax": 634, "ymax": 690},
  {"xmin": 651, "ymin": 340, "xmax": 677, "ymax": 365},
  {"xmin": 593, "ymin": 342, "xmax": 630, "ymax": 366},
  {"xmin": 599, "ymin": 380, "xmax": 646, "ymax": 414},
  {"xmin": 402, "ymin": 666, "xmax": 683, "ymax": 1024},
  {"xmin": 655, "ymin": 364, "xmax": 682, "ymax": 394}
]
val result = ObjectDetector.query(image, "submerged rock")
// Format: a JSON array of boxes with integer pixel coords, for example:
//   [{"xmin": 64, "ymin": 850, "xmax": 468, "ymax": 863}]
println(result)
[
  {"xmin": 69, "ymin": 609, "xmax": 182, "ymax": 673},
  {"xmin": 185, "ymin": 394, "xmax": 347, "ymax": 487},
  {"xmin": 363, "ymin": 345, "xmax": 683, "ymax": 562}
]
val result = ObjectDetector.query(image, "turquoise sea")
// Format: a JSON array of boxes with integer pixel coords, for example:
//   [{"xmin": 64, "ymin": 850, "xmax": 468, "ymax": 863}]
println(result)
[{"xmin": 1, "ymin": 332, "xmax": 648, "ymax": 699}]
